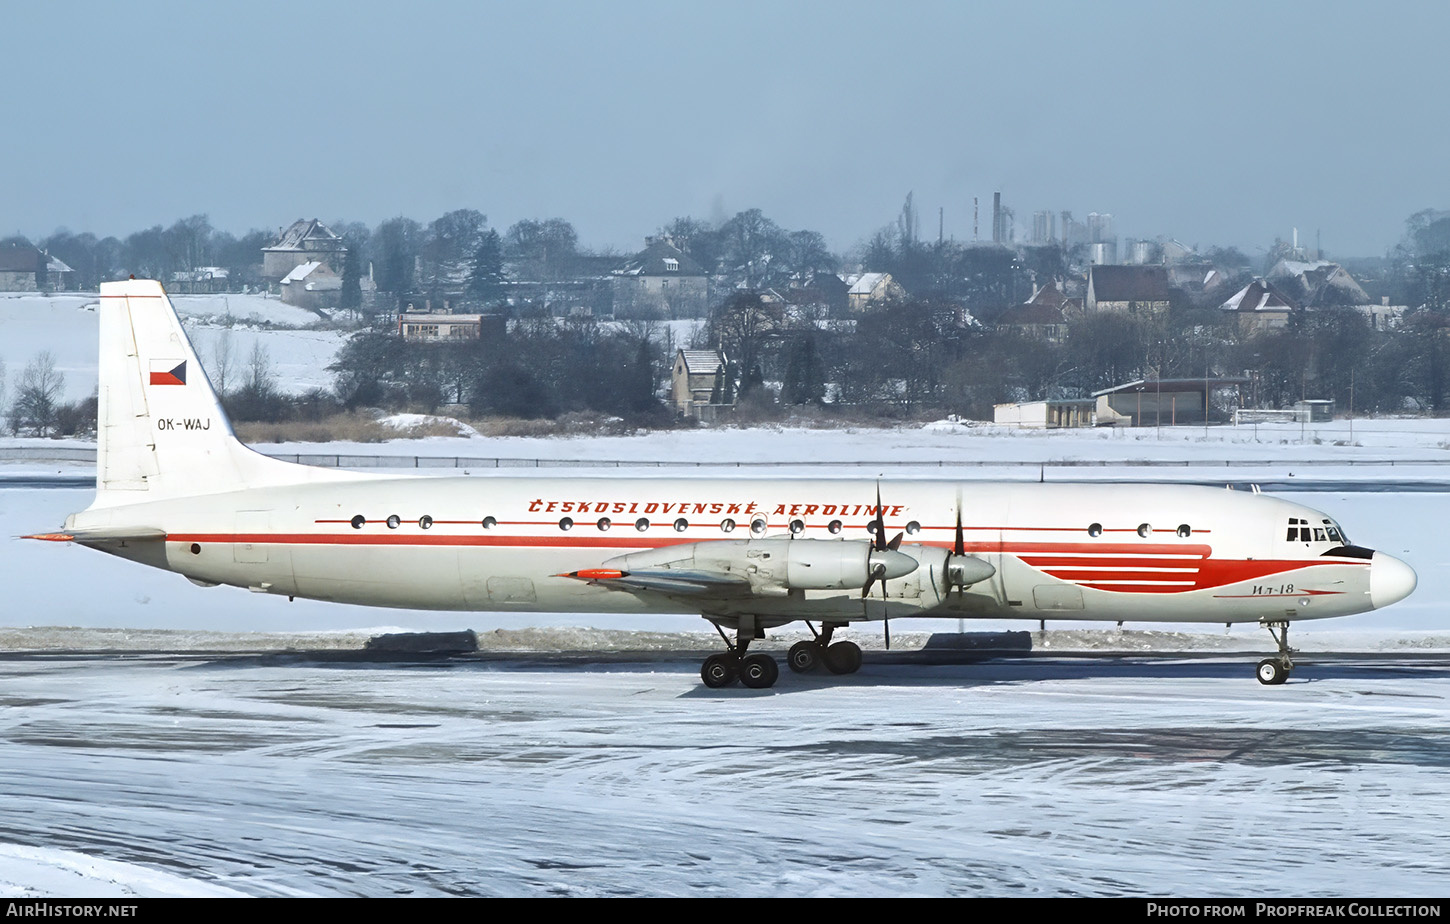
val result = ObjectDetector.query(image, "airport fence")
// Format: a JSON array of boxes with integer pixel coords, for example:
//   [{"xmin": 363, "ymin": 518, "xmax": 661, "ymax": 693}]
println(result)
[{"xmin": 4, "ymin": 445, "xmax": 1448, "ymax": 470}]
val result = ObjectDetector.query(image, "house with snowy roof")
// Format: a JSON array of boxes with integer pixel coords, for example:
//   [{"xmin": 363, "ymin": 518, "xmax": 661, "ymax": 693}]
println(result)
[
  {"xmin": 279, "ymin": 261, "xmax": 341, "ymax": 311},
  {"xmin": 1266, "ymin": 259, "xmax": 1370, "ymax": 309},
  {"xmin": 1219, "ymin": 279, "xmax": 1298, "ymax": 334},
  {"xmin": 612, "ymin": 237, "xmax": 709, "ymax": 318},
  {"xmin": 842, "ymin": 272, "xmax": 904, "ymax": 312},
  {"xmin": 262, "ymin": 219, "xmax": 347, "ymax": 284},
  {"xmin": 670, "ymin": 349, "xmax": 733, "ymax": 421},
  {"xmin": 0, "ymin": 243, "xmax": 73, "ymax": 292}
]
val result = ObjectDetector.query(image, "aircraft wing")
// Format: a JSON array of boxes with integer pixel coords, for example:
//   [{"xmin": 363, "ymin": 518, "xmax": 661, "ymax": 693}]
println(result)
[{"xmin": 558, "ymin": 568, "xmax": 754, "ymax": 597}]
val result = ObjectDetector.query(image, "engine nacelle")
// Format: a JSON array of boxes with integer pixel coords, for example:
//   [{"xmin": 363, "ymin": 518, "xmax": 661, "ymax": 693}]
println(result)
[
  {"xmin": 875, "ymin": 544, "xmax": 1000, "ymax": 609},
  {"xmin": 602, "ymin": 538, "xmax": 918, "ymax": 593}
]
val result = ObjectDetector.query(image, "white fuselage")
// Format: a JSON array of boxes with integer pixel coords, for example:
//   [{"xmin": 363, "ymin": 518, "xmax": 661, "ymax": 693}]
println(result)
[{"xmin": 71, "ymin": 475, "xmax": 1401, "ymax": 628}]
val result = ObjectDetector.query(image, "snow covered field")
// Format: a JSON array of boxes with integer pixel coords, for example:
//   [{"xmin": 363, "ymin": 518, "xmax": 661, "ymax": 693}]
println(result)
[
  {"xmin": 0, "ymin": 650, "xmax": 1447, "ymax": 897},
  {"xmin": 0, "ymin": 293, "xmax": 347, "ymax": 400}
]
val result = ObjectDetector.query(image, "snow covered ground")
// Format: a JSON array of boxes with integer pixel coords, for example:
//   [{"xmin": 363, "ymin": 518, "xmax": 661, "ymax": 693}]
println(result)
[
  {"xmin": 0, "ymin": 651, "xmax": 1446, "ymax": 897},
  {"xmin": 0, "ymin": 293, "xmax": 347, "ymax": 400}
]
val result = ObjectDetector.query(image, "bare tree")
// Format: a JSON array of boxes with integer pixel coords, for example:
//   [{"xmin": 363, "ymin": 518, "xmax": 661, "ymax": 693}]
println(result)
[
  {"xmin": 245, "ymin": 342, "xmax": 275, "ymax": 395},
  {"xmin": 9, "ymin": 351, "xmax": 65, "ymax": 436},
  {"xmin": 210, "ymin": 331, "xmax": 236, "ymax": 396}
]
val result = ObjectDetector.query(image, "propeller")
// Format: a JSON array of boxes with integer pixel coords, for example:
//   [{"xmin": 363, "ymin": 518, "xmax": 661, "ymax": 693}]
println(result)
[
  {"xmin": 861, "ymin": 483, "xmax": 906, "ymax": 648},
  {"xmin": 945, "ymin": 487, "xmax": 996, "ymax": 595}
]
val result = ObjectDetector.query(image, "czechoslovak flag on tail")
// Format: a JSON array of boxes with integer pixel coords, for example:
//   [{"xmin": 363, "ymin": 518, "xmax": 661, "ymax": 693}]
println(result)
[{"xmin": 149, "ymin": 360, "xmax": 186, "ymax": 386}]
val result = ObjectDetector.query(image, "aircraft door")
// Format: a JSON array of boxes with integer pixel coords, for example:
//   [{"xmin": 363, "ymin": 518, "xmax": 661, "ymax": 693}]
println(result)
[
  {"xmin": 234, "ymin": 510, "xmax": 270, "ymax": 563},
  {"xmin": 232, "ymin": 510, "xmax": 296, "ymax": 594}
]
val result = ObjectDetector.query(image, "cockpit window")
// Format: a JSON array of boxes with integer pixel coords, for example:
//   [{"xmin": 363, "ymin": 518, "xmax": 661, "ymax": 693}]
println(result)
[{"xmin": 1286, "ymin": 516, "xmax": 1349, "ymax": 545}]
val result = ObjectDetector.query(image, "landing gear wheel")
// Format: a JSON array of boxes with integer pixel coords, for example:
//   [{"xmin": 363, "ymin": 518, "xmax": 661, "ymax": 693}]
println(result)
[
  {"xmin": 1256, "ymin": 658, "xmax": 1289, "ymax": 686},
  {"xmin": 739, "ymin": 653, "xmax": 780, "ymax": 689},
  {"xmin": 701, "ymin": 653, "xmax": 738, "ymax": 688},
  {"xmin": 788, "ymin": 641, "xmax": 821, "ymax": 673},
  {"xmin": 824, "ymin": 641, "xmax": 863, "ymax": 675}
]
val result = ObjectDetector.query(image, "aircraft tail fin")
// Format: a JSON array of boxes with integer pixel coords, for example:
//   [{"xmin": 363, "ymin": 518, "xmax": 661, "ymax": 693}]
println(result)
[{"xmin": 91, "ymin": 279, "xmax": 346, "ymax": 505}]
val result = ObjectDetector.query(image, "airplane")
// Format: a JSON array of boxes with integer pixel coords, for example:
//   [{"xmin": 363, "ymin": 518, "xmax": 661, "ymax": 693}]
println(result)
[{"xmin": 29, "ymin": 278, "xmax": 1418, "ymax": 689}]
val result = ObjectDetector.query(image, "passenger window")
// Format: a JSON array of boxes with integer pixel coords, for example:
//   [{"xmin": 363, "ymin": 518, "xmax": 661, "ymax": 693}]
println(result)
[
  {"xmin": 828, "ymin": 519, "xmax": 843, "ymax": 534},
  {"xmin": 635, "ymin": 518, "xmax": 650, "ymax": 531},
  {"xmin": 597, "ymin": 517, "xmax": 611, "ymax": 531},
  {"xmin": 1177, "ymin": 524, "xmax": 1191, "ymax": 538},
  {"xmin": 720, "ymin": 518, "xmax": 735, "ymax": 532},
  {"xmin": 789, "ymin": 519, "xmax": 805, "ymax": 534},
  {"xmin": 1088, "ymin": 523, "xmax": 1102, "ymax": 538}
]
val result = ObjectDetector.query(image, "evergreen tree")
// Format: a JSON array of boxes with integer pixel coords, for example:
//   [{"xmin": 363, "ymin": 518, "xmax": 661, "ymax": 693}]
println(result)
[
  {"xmin": 781, "ymin": 330, "xmax": 824, "ymax": 405},
  {"xmin": 466, "ymin": 229, "xmax": 506, "ymax": 304},
  {"xmin": 340, "ymin": 245, "xmax": 362, "ymax": 312},
  {"xmin": 626, "ymin": 337, "xmax": 656, "ymax": 411}
]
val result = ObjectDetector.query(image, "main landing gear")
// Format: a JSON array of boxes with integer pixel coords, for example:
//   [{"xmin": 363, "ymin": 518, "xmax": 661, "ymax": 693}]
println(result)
[
  {"xmin": 1256, "ymin": 620, "xmax": 1295, "ymax": 685},
  {"xmin": 700, "ymin": 620, "xmax": 863, "ymax": 689},
  {"xmin": 787, "ymin": 622, "xmax": 862, "ymax": 676}
]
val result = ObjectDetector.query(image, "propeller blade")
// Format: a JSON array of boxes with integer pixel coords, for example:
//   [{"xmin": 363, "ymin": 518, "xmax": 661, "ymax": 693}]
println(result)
[
  {"xmin": 954, "ymin": 499, "xmax": 965, "ymax": 557},
  {"xmin": 873, "ymin": 484, "xmax": 886, "ymax": 551},
  {"xmin": 884, "ymin": 616, "xmax": 891, "ymax": 650},
  {"xmin": 888, "ymin": 532, "xmax": 904, "ymax": 552}
]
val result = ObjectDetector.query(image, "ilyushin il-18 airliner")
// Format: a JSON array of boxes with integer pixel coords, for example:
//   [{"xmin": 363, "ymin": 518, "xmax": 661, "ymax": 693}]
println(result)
[{"xmin": 30, "ymin": 279, "xmax": 1417, "ymax": 688}]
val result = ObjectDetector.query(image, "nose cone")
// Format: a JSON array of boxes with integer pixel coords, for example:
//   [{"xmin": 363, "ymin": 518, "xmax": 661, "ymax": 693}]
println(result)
[
  {"xmin": 871, "ymin": 548, "xmax": 919, "ymax": 580},
  {"xmin": 1370, "ymin": 552, "xmax": 1417, "ymax": 610}
]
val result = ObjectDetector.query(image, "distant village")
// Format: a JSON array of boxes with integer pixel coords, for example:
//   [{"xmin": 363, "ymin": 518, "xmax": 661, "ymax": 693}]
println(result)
[{"xmin": 2, "ymin": 196, "xmax": 1449, "ymax": 435}]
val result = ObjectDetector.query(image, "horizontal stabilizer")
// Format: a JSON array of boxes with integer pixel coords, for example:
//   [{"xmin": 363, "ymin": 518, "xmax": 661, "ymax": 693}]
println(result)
[{"xmin": 24, "ymin": 526, "xmax": 167, "ymax": 544}]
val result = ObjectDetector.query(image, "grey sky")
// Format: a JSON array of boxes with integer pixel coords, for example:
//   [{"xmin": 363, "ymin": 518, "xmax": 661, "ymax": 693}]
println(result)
[{"xmin": 6, "ymin": 0, "xmax": 1445, "ymax": 258}]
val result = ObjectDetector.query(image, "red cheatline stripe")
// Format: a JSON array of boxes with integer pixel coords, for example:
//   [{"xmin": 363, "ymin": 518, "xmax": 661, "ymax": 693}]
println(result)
[
  {"xmin": 169, "ymin": 532, "xmax": 698, "ymax": 549},
  {"xmin": 1041, "ymin": 566, "xmax": 1200, "ymax": 575},
  {"xmin": 1076, "ymin": 582, "xmax": 1201, "ymax": 593},
  {"xmin": 1022, "ymin": 556, "xmax": 1207, "ymax": 567}
]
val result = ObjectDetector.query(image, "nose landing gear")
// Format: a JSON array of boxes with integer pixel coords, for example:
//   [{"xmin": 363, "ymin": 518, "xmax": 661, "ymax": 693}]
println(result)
[{"xmin": 1257, "ymin": 621, "xmax": 1295, "ymax": 685}]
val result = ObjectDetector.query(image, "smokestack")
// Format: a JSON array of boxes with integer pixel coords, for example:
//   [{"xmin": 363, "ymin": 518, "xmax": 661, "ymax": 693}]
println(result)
[{"xmin": 993, "ymin": 192, "xmax": 1002, "ymax": 244}]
